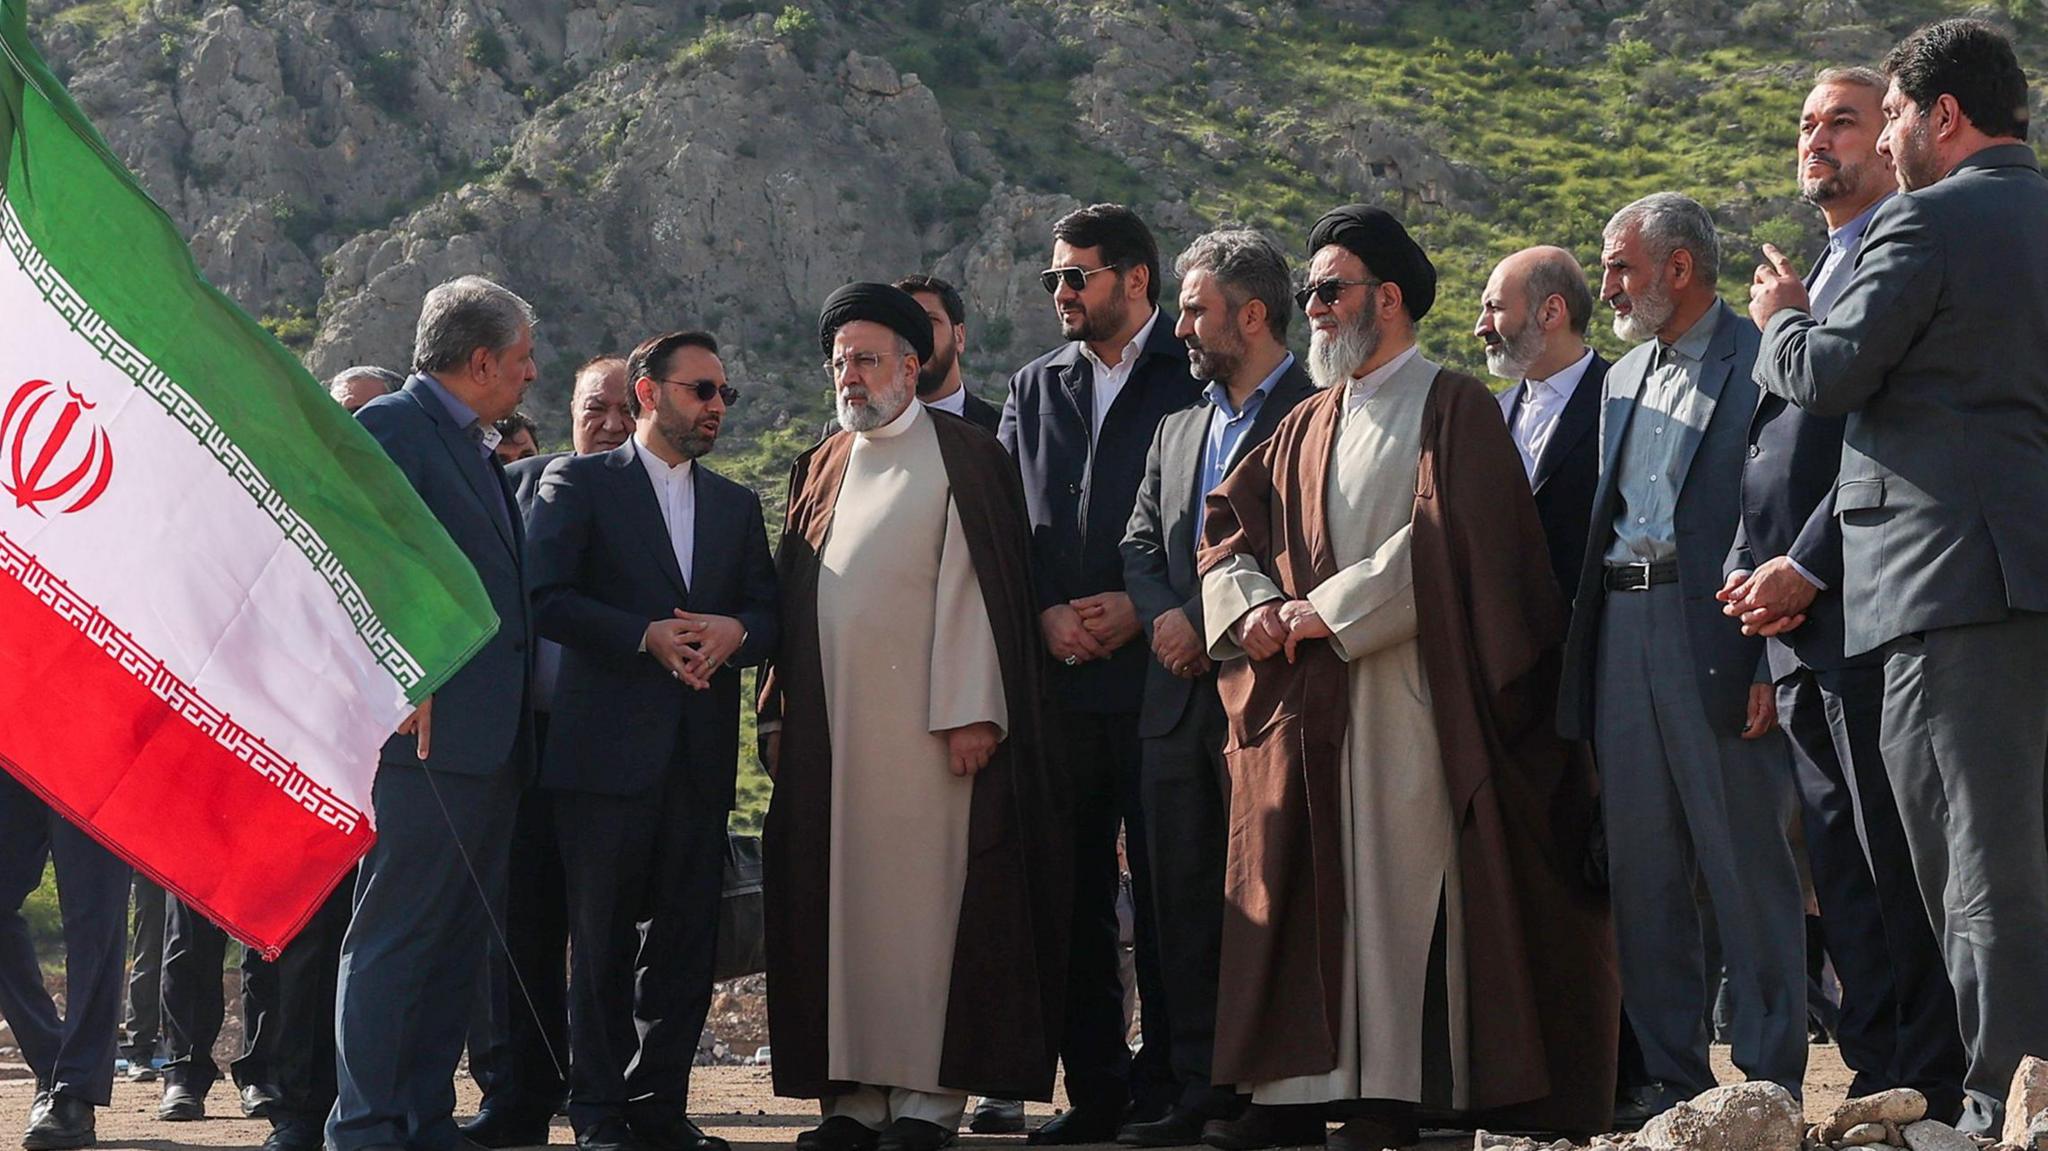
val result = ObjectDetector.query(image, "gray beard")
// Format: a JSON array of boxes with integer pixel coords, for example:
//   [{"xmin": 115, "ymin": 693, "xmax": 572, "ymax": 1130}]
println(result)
[
  {"xmin": 837, "ymin": 380, "xmax": 914, "ymax": 433},
  {"xmin": 1308, "ymin": 311, "xmax": 1382, "ymax": 390},
  {"xmin": 1484, "ymin": 320, "xmax": 1545, "ymax": 381},
  {"xmin": 1611, "ymin": 282, "xmax": 1675, "ymax": 344}
]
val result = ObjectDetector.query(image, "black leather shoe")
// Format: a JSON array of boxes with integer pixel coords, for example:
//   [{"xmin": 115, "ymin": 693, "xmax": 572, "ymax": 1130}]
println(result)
[
  {"xmin": 576, "ymin": 1118, "xmax": 646, "ymax": 1151},
  {"xmin": 1611, "ymin": 1082, "xmax": 1690, "ymax": 1132},
  {"xmin": 240, "ymin": 1082, "xmax": 282, "ymax": 1119},
  {"xmin": 628, "ymin": 1110, "xmax": 730, "ymax": 1151},
  {"xmin": 876, "ymin": 1118, "xmax": 953, "ymax": 1151},
  {"xmin": 157, "ymin": 1081, "xmax": 206, "ymax": 1122},
  {"xmin": 796, "ymin": 1116, "xmax": 880, "ymax": 1151},
  {"xmin": 260, "ymin": 1121, "xmax": 325, "ymax": 1151},
  {"xmin": 461, "ymin": 1108, "xmax": 556, "ymax": 1148},
  {"xmin": 1120, "ymin": 1107, "xmax": 1214, "ymax": 1148},
  {"xmin": 969, "ymin": 1099, "xmax": 1026, "ymax": 1135},
  {"xmin": 23, "ymin": 1093, "xmax": 96, "ymax": 1151},
  {"xmin": 1199, "ymin": 1104, "xmax": 1325, "ymax": 1150},
  {"xmin": 1029, "ymin": 1105, "xmax": 1126, "ymax": 1146}
]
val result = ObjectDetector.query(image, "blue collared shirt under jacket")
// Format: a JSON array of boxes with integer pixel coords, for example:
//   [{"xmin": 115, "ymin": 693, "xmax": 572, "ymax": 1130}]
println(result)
[{"xmin": 1195, "ymin": 352, "xmax": 1293, "ymax": 540}]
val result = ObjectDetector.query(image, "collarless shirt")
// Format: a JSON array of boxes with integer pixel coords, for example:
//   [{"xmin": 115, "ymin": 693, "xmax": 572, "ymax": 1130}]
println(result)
[
  {"xmin": 1606, "ymin": 306, "xmax": 1722, "ymax": 565},
  {"xmin": 1807, "ymin": 194, "xmax": 1890, "ymax": 320},
  {"xmin": 1195, "ymin": 353, "xmax": 1294, "ymax": 539},
  {"xmin": 1343, "ymin": 343, "xmax": 1422, "ymax": 417},
  {"xmin": 1509, "ymin": 346, "xmax": 1595, "ymax": 482},
  {"xmin": 634, "ymin": 438, "xmax": 696, "ymax": 589},
  {"xmin": 1079, "ymin": 307, "xmax": 1161, "ymax": 439}
]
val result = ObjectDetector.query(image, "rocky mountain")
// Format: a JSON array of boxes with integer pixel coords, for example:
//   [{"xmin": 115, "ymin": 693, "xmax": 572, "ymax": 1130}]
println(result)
[{"xmin": 22, "ymin": 0, "xmax": 2046, "ymax": 492}]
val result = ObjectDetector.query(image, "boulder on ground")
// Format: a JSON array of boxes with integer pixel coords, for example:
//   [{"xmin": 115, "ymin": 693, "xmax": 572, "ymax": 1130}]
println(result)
[
  {"xmin": 1639, "ymin": 1082, "xmax": 1804, "ymax": 1151},
  {"xmin": 1815, "ymin": 1090, "xmax": 1930, "ymax": 1143}
]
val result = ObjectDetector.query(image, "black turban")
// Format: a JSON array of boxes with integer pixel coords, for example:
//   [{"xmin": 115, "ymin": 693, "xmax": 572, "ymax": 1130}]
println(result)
[
  {"xmin": 1307, "ymin": 204, "xmax": 1437, "ymax": 322},
  {"xmin": 818, "ymin": 282, "xmax": 935, "ymax": 362}
]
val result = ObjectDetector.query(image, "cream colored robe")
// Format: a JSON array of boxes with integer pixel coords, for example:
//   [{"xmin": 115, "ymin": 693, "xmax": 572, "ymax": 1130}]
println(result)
[
  {"xmin": 816, "ymin": 400, "xmax": 1007, "ymax": 1094},
  {"xmin": 1202, "ymin": 351, "xmax": 1469, "ymax": 1107}
]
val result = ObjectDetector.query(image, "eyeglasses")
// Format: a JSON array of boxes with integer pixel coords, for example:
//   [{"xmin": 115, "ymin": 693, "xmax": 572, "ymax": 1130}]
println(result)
[
  {"xmin": 1039, "ymin": 264, "xmax": 1120, "ymax": 294},
  {"xmin": 823, "ymin": 351, "xmax": 904, "ymax": 378},
  {"xmin": 1293, "ymin": 277, "xmax": 1379, "ymax": 310},
  {"xmin": 656, "ymin": 379, "xmax": 739, "ymax": 405}
]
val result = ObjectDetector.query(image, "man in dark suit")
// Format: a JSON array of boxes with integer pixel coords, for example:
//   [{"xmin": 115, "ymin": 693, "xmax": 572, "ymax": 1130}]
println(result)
[
  {"xmin": 1476, "ymin": 246, "xmax": 1608, "ymax": 607},
  {"xmin": 1118, "ymin": 228, "xmax": 1313, "ymax": 1148},
  {"xmin": 465, "ymin": 353, "xmax": 631, "ymax": 1149},
  {"xmin": 898, "ymin": 275, "xmax": 1002, "ymax": 434},
  {"xmin": 0, "ymin": 776, "xmax": 128, "ymax": 1150},
  {"xmin": 154, "ymin": 897, "xmax": 273, "ymax": 1121},
  {"xmin": 328, "ymin": 275, "xmax": 538, "ymax": 1151},
  {"xmin": 1000, "ymin": 203, "xmax": 1201, "ymax": 1144},
  {"xmin": 1557, "ymin": 195, "xmax": 1804, "ymax": 1121},
  {"xmin": 1722, "ymin": 66, "xmax": 1966, "ymax": 1121},
  {"xmin": 529, "ymin": 330, "xmax": 776, "ymax": 1151},
  {"xmin": 1748, "ymin": 21, "xmax": 2048, "ymax": 1132}
]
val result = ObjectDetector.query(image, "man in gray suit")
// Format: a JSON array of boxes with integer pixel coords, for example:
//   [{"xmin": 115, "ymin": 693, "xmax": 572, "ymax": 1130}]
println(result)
[
  {"xmin": 1748, "ymin": 20, "xmax": 2046, "ymax": 1133},
  {"xmin": 1118, "ymin": 229, "xmax": 1313, "ymax": 1148},
  {"xmin": 329, "ymin": 275, "xmax": 538, "ymax": 1151},
  {"xmin": 1558, "ymin": 194, "xmax": 1804, "ymax": 1122}
]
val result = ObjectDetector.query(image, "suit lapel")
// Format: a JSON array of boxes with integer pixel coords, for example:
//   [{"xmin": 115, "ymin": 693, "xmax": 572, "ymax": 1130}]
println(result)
[
  {"xmin": 608, "ymin": 443, "xmax": 690, "ymax": 601},
  {"xmin": 1164, "ymin": 410, "xmax": 1205, "ymax": 542},
  {"xmin": 410, "ymin": 378, "xmax": 518, "ymax": 557},
  {"xmin": 1670, "ymin": 304, "xmax": 1736, "ymax": 497},
  {"xmin": 1600, "ymin": 346, "xmax": 1650, "ymax": 481}
]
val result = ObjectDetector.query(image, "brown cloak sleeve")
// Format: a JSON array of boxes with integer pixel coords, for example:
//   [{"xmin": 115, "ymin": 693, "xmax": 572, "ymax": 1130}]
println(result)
[
  {"xmin": 1198, "ymin": 371, "xmax": 1617, "ymax": 1134},
  {"xmin": 757, "ymin": 412, "xmax": 1070, "ymax": 1102}
]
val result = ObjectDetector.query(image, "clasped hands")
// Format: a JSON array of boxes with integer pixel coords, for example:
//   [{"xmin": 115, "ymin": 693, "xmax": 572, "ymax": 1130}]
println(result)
[
  {"xmin": 645, "ymin": 609, "xmax": 745, "ymax": 689},
  {"xmin": 1232, "ymin": 598, "xmax": 1332, "ymax": 662},
  {"xmin": 1717, "ymin": 557, "xmax": 1817, "ymax": 639},
  {"xmin": 1041, "ymin": 592, "xmax": 1141, "ymax": 665}
]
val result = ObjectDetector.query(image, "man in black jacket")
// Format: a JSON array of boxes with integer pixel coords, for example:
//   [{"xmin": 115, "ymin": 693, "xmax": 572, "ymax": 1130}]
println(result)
[
  {"xmin": 1118, "ymin": 228, "xmax": 1314, "ymax": 1148},
  {"xmin": 1000, "ymin": 204, "xmax": 1201, "ymax": 1144},
  {"xmin": 898, "ymin": 275, "xmax": 1001, "ymax": 434}
]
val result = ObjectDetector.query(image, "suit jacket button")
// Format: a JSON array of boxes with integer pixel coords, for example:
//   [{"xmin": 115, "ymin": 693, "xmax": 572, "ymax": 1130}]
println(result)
[{"xmin": 1749, "ymin": 445, "xmax": 1761, "ymax": 458}]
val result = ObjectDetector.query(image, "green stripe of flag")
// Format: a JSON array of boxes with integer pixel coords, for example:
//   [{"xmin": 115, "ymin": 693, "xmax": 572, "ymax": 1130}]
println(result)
[{"xmin": 0, "ymin": 0, "xmax": 496, "ymax": 698}]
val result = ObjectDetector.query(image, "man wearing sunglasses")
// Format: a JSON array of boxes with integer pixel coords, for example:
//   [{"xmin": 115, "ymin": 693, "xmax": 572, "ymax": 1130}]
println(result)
[
  {"xmin": 526, "ymin": 330, "xmax": 778, "ymax": 1151},
  {"xmin": 999, "ymin": 204, "xmax": 1201, "ymax": 1145},
  {"xmin": 1198, "ymin": 205, "xmax": 1617, "ymax": 1151}
]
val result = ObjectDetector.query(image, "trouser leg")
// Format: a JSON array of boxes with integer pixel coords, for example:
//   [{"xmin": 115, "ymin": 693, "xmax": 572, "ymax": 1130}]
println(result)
[
  {"xmin": 160, "ymin": 896, "xmax": 229, "ymax": 1091},
  {"xmin": 120, "ymin": 877, "xmax": 165, "ymax": 1066},
  {"xmin": 0, "ymin": 773, "xmax": 60, "ymax": 1085},
  {"xmin": 625, "ymin": 789, "xmax": 726, "ymax": 1117},
  {"xmin": 1055, "ymin": 712, "xmax": 1135, "ymax": 1113},
  {"xmin": 1880, "ymin": 612, "xmax": 2048, "ymax": 1135},
  {"xmin": 46, "ymin": 806, "xmax": 131, "ymax": 1106}
]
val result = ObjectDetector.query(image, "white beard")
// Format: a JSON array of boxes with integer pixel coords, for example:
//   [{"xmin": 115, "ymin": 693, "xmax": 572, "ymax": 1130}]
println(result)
[{"xmin": 1308, "ymin": 311, "xmax": 1382, "ymax": 391}]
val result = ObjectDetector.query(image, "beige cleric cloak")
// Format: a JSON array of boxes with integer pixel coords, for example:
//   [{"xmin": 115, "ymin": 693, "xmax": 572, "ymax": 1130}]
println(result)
[
  {"xmin": 757, "ymin": 409, "xmax": 1070, "ymax": 1102},
  {"xmin": 1196, "ymin": 368, "xmax": 1619, "ymax": 1134}
]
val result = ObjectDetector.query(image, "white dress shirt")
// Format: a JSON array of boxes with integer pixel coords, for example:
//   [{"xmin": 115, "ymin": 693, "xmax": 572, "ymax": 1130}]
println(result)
[
  {"xmin": 1078, "ymin": 307, "xmax": 1161, "ymax": 438},
  {"xmin": 634, "ymin": 438, "xmax": 696, "ymax": 589},
  {"xmin": 1507, "ymin": 347, "xmax": 1595, "ymax": 482}
]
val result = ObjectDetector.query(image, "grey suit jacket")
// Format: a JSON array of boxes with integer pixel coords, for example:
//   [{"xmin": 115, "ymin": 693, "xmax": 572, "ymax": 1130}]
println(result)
[
  {"xmin": 1757, "ymin": 144, "xmax": 2048, "ymax": 655},
  {"xmin": 1559, "ymin": 300, "xmax": 1769, "ymax": 739},
  {"xmin": 1120, "ymin": 360, "xmax": 1316, "ymax": 739}
]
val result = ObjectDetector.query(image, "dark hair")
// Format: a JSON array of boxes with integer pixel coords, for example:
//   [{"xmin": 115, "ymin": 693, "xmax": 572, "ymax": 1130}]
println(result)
[
  {"xmin": 494, "ymin": 410, "xmax": 538, "ymax": 442},
  {"xmin": 1051, "ymin": 203, "xmax": 1161, "ymax": 306},
  {"xmin": 1883, "ymin": 19, "xmax": 2029, "ymax": 141},
  {"xmin": 895, "ymin": 274, "xmax": 965, "ymax": 326},
  {"xmin": 625, "ymin": 330, "xmax": 720, "ymax": 416}
]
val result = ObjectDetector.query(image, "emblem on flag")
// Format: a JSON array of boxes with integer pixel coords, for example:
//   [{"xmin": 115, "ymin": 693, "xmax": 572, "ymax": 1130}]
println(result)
[{"xmin": 1, "ymin": 378, "xmax": 113, "ymax": 516}]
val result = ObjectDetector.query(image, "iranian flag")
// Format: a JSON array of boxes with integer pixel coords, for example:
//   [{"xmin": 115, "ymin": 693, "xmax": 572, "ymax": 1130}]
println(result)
[{"xmin": 0, "ymin": 2, "xmax": 497, "ymax": 955}]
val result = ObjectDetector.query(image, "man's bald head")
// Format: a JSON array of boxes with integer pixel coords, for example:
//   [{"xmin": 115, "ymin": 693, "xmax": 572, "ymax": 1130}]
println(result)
[{"xmin": 1475, "ymin": 246, "xmax": 1594, "ymax": 382}]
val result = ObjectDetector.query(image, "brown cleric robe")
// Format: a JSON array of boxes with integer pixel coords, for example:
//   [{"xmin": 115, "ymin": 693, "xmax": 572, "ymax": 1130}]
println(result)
[
  {"xmin": 757, "ymin": 407, "xmax": 1070, "ymax": 1103},
  {"xmin": 1196, "ymin": 364, "xmax": 1619, "ymax": 1135}
]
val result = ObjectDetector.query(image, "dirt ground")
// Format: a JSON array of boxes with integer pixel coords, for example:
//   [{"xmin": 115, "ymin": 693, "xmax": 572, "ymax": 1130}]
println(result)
[{"xmin": 0, "ymin": 1045, "xmax": 1854, "ymax": 1151}]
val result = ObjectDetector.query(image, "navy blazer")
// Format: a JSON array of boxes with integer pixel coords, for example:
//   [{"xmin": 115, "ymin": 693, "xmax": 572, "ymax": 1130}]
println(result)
[
  {"xmin": 357, "ymin": 376, "xmax": 535, "ymax": 778},
  {"xmin": 1728, "ymin": 233, "xmax": 1871, "ymax": 679},
  {"xmin": 1560, "ymin": 301, "xmax": 1769, "ymax": 739},
  {"xmin": 1000, "ymin": 312, "xmax": 1205, "ymax": 714},
  {"xmin": 506, "ymin": 449, "xmax": 568, "ymax": 516},
  {"xmin": 958, "ymin": 389, "xmax": 1002, "ymax": 434},
  {"xmin": 1122, "ymin": 359, "xmax": 1316, "ymax": 738},
  {"xmin": 1498, "ymin": 352, "xmax": 1608, "ymax": 611},
  {"xmin": 526, "ymin": 443, "xmax": 778, "ymax": 804}
]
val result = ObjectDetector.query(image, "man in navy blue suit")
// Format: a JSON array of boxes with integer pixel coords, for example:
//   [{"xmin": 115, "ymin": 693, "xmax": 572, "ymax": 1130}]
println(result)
[
  {"xmin": 528, "ymin": 331, "xmax": 777, "ymax": 1151},
  {"xmin": 999, "ymin": 204, "xmax": 1202, "ymax": 1144},
  {"xmin": 1720, "ymin": 66, "xmax": 1966, "ymax": 1120},
  {"xmin": 328, "ymin": 275, "xmax": 538, "ymax": 1151}
]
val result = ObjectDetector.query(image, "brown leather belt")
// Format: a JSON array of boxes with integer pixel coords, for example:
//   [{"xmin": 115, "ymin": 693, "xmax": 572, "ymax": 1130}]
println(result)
[{"xmin": 1604, "ymin": 560, "xmax": 1680, "ymax": 591}]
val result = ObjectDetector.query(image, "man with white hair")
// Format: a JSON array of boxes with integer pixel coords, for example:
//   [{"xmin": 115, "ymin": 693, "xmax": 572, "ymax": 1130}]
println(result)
[
  {"xmin": 758, "ymin": 283, "xmax": 1066, "ymax": 1151},
  {"xmin": 328, "ymin": 275, "xmax": 538, "ymax": 1151},
  {"xmin": 1557, "ymin": 194, "xmax": 1804, "ymax": 1122},
  {"xmin": 327, "ymin": 365, "xmax": 403, "ymax": 412}
]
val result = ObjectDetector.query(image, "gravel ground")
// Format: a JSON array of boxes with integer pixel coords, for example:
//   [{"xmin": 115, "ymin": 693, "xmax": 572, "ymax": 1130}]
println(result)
[{"xmin": 0, "ymin": 1045, "xmax": 1854, "ymax": 1151}]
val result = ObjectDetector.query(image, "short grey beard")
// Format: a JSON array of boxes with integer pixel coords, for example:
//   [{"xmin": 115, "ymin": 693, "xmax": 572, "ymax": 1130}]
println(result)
[
  {"xmin": 1308, "ymin": 310, "xmax": 1382, "ymax": 390},
  {"xmin": 1484, "ymin": 319, "xmax": 1546, "ymax": 381},
  {"xmin": 1611, "ymin": 278, "xmax": 1676, "ymax": 344},
  {"xmin": 836, "ymin": 378, "xmax": 915, "ymax": 433}
]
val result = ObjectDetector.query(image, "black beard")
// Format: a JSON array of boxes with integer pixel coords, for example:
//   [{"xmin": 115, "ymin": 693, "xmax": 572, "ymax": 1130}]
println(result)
[{"xmin": 917, "ymin": 342, "xmax": 958, "ymax": 397}]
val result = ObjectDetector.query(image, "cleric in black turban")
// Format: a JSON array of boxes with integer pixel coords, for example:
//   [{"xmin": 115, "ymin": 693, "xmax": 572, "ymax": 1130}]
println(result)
[
  {"xmin": 1307, "ymin": 204, "xmax": 1437, "ymax": 322},
  {"xmin": 818, "ymin": 281, "xmax": 935, "ymax": 362}
]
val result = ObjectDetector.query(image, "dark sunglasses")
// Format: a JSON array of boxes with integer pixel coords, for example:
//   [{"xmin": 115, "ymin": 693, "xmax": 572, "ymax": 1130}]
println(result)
[
  {"xmin": 1039, "ymin": 264, "xmax": 1120, "ymax": 294},
  {"xmin": 1293, "ymin": 277, "xmax": 1378, "ymax": 310},
  {"xmin": 656, "ymin": 379, "xmax": 739, "ymax": 405}
]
